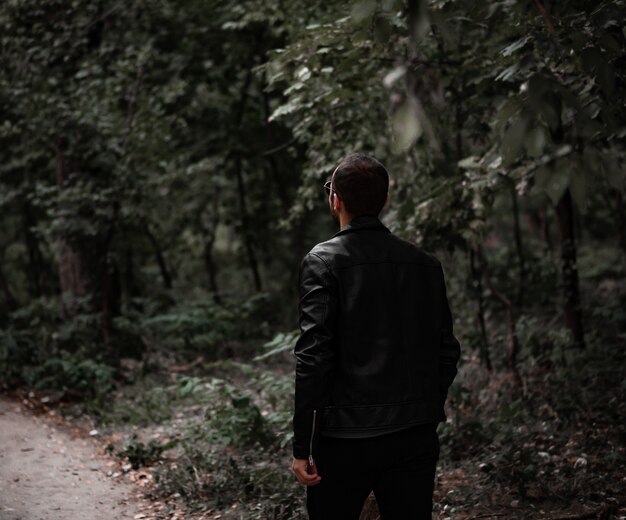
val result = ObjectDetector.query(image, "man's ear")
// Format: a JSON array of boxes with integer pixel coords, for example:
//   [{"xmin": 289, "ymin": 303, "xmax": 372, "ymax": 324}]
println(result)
[
  {"xmin": 333, "ymin": 194, "xmax": 342, "ymax": 211},
  {"xmin": 384, "ymin": 192, "xmax": 390, "ymax": 207}
]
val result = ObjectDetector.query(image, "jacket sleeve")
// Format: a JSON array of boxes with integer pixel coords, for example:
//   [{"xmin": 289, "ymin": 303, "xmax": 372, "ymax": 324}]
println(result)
[
  {"xmin": 438, "ymin": 264, "xmax": 461, "ymax": 404},
  {"xmin": 292, "ymin": 252, "xmax": 338, "ymax": 460}
]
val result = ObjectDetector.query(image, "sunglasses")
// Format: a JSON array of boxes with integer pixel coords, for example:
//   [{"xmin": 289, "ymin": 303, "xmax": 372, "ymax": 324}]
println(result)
[{"xmin": 323, "ymin": 180, "xmax": 341, "ymax": 198}]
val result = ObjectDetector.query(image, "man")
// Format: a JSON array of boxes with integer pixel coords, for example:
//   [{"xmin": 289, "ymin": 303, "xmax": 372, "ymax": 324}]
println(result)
[{"xmin": 291, "ymin": 153, "xmax": 461, "ymax": 519}]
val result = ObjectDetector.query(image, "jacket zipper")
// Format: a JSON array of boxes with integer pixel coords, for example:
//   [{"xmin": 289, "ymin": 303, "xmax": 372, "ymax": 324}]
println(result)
[{"xmin": 308, "ymin": 409, "xmax": 317, "ymax": 468}]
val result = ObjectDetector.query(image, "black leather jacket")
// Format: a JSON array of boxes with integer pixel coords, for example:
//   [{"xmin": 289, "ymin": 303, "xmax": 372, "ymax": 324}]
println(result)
[{"xmin": 292, "ymin": 215, "xmax": 461, "ymax": 461}]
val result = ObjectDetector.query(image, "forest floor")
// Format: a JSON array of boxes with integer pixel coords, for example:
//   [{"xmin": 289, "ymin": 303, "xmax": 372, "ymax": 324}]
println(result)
[
  {"xmin": 2, "ymin": 367, "xmax": 625, "ymax": 520},
  {"xmin": 0, "ymin": 395, "xmax": 184, "ymax": 520}
]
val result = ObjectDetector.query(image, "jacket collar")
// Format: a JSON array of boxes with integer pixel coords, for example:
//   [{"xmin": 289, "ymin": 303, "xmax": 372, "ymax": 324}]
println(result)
[{"xmin": 332, "ymin": 214, "xmax": 391, "ymax": 238}]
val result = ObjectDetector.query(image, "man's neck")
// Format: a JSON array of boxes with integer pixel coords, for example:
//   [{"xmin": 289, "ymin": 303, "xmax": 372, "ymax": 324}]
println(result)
[{"xmin": 339, "ymin": 212, "xmax": 352, "ymax": 231}]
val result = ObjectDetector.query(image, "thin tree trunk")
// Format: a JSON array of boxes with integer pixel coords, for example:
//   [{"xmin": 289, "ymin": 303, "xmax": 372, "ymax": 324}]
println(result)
[
  {"xmin": 203, "ymin": 192, "xmax": 222, "ymax": 304},
  {"xmin": 56, "ymin": 140, "xmax": 89, "ymax": 318},
  {"xmin": 450, "ymin": 69, "xmax": 492, "ymax": 369},
  {"xmin": 233, "ymin": 68, "xmax": 262, "ymax": 292},
  {"xmin": 511, "ymin": 184, "xmax": 526, "ymax": 306},
  {"xmin": 555, "ymin": 189, "xmax": 585, "ymax": 348},
  {"xmin": 469, "ymin": 246, "xmax": 492, "ymax": 371},
  {"xmin": 526, "ymin": 209, "xmax": 553, "ymax": 253},
  {"xmin": 203, "ymin": 239, "xmax": 221, "ymax": 304},
  {"xmin": 487, "ymin": 278, "xmax": 520, "ymax": 372},
  {"xmin": 613, "ymin": 191, "xmax": 626, "ymax": 252},
  {"xmin": 99, "ymin": 202, "xmax": 119, "ymax": 350},
  {"xmin": 262, "ymin": 90, "xmax": 290, "ymax": 214},
  {"xmin": 101, "ymin": 259, "xmax": 111, "ymax": 348},
  {"xmin": 234, "ymin": 153, "xmax": 262, "ymax": 292},
  {"xmin": 0, "ymin": 263, "xmax": 18, "ymax": 312},
  {"xmin": 123, "ymin": 246, "xmax": 141, "ymax": 302},
  {"xmin": 143, "ymin": 222, "xmax": 172, "ymax": 289},
  {"xmin": 22, "ymin": 202, "xmax": 45, "ymax": 297},
  {"xmin": 546, "ymin": 95, "xmax": 584, "ymax": 348},
  {"xmin": 533, "ymin": 0, "xmax": 555, "ymax": 34},
  {"xmin": 477, "ymin": 246, "xmax": 523, "ymax": 392},
  {"xmin": 540, "ymin": 210, "xmax": 553, "ymax": 253}
]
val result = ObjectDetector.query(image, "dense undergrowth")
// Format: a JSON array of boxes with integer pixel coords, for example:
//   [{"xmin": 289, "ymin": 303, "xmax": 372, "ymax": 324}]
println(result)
[{"xmin": 1, "ymin": 243, "xmax": 625, "ymax": 519}]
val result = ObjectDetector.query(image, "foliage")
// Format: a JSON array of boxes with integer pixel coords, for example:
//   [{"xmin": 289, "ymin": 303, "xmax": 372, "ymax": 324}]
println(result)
[
  {"xmin": 0, "ymin": 0, "xmax": 625, "ymax": 517},
  {"xmin": 439, "ymin": 288, "xmax": 625, "ymax": 512},
  {"xmin": 254, "ymin": 330, "xmax": 299, "ymax": 361},
  {"xmin": 0, "ymin": 297, "xmax": 116, "ymax": 397},
  {"xmin": 117, "ymin": 435, "xmax": 179, "ymax": 470},
  {"xmin": 27, "ymin": 355, "xmax": 115, "ymax": 398},
  {"xmin": 95, "ymin": 362, "xmax": 301, "ymax": 518},
  {"xmin": 0, "ymin": 0, "xmax": 305, "ymax": 330},
  {"xmin": 138, "ymin": 293, "xmax": 273, "ymax": 358}
]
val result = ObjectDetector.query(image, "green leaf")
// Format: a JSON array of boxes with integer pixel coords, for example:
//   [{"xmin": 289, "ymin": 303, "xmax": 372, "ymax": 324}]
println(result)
[
  {"xmin": 501, "ymin": 35, "xmax": 531, "ymax": 57},
  {"xmin": 429, "ymin": 11, "xmax": 455, "ymax": 50},
  {"xmin": 496, "ymin": 97, "xmax": 522, "ymax": 128},
  {"xmin": 501, "ymin": 116, "xmax": 529, "ymax": 166},
  {"xmin": 391, "ymin": 98, "xmax": 422, "ymax": 152},
  {"xmin": 268, "ymin": 98, "xmax": 302, "ymax": 122},
  {"xmin": 381, "ymin": 0, "xmax": 401, "ymax": 12},
  {"xmin": 296, "ymin": 66, "xmax": 311, "ymax": 82},
  {"xmin": 523, "ymin": 127, "xmax": 548, "ymax": 158},
  {"xmin": 495, "ymin": 63, "xmax": 520, "ymax": 82},
  {"xmin": 351, "ymin": 0, "xmax": 376, "ymax": 23},
  {"xmin": 527, "ymin": 75, "xmax": 561, "ymax": 131},
  {"xmin": 373, "ymin": 16, "xmax": 393, "ymax": 43},
  {"xmin": 535, "ymin": 161, "xmax": 571, "ymax": 205},
  {"xmin": 409, "ymin": 0, "xmax": 430, "ymax": 43},
  {"xmin": 458, "ymin": 156, "xmax": 481, "ymax": 169}
]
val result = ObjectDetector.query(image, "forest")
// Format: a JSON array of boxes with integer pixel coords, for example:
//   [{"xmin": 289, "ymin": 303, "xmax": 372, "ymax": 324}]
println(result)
[{"xmin": 0, "ymin": 0, "xmax": 625, "ymax": 518}]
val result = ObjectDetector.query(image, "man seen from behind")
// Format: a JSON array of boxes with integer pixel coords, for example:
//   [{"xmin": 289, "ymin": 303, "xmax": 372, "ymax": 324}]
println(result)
[{"xmin": 291, "ymin": 153, "xmax": 461, "ymax": 519}]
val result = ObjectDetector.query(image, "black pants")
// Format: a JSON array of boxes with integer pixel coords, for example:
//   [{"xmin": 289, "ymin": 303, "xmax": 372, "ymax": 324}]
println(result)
[{"xmin": 306, "ymin": 424, "xmax": 439, "ymax": 520}]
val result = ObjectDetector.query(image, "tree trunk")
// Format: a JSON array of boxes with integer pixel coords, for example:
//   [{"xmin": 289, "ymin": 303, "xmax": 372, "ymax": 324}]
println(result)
[
  {"xmin": 469, "ymin": 246, "xmax": 492, "ymax": 371},
  {"xmin": 203, "ymin": 238, "xmax": 222, "ymax": 304},
  {"xmin": 203, "ymin": 191, "xmax": 222, "ymax": 304},
  {"xmin": 234, "ymin": 152, "xmax": 263, "ymax": 292},
  {"xmin": 196, "ymin": 182, "xmax": 223, "ymax": 304},
  {"xmin": 22, "ymin": 202, "xmax": 45, "ymax": 297},
  {"xmin": 511, "ymin": 185, "xmax": 526, "ymax": 306},
  {"xmin": 555, "ymin": 189, "xmax": 585, "ymax": 348},
  {"xmin": 262, "ymin": 90, "xmax": 291, "ymax": 214},
  {"xmin": 99, "ymin": 206, "xmax": 120, "ymax": 350},
  {"xmin": 475, "ymin": 244, "xmax": 523, "ymax": 392},
  {"xmin": 233, "ymin": 68, "xmax": 262, "ymax": 292},
  {"xmin": 58, "ymin": 244, "xmax": 89, "ymax": 318},
  {"xmin": 57, "ymin": 139, "xmax": 123, "ymax": 332},
  {"xmin": 143, "ymin": 222, "xmax": 172, "ymax": 289},
  {"xmin": 123, "ymin": 246, "xmax": 141, "ymax": 303},
  {"xmin": 0, "ymin": 263, "xmax": 18, "ymax": 312},
  {"xmin": 613, "ymin": 191, "xmax": 626, "ymax": 253},
  {"xmin": 540, "ymin": 210, "xmax": 553, "ymax": 253},
  {"xmin": 56, "ymin": 140, "xmax": 89, "ymax": 318}
]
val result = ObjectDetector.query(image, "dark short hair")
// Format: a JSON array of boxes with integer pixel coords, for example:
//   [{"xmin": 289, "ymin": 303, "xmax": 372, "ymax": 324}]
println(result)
[{"xmin": 332, "ymin": 153, "xmax": 389, "ymax": 217}]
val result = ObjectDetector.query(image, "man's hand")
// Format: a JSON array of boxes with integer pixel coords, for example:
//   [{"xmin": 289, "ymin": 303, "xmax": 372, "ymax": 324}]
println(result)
[{"xmin": 291, "ymin": 457, "xmax": 321, "ymax": 486}]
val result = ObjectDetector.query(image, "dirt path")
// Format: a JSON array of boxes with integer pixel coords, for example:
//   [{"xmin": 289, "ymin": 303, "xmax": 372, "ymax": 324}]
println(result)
[{"xmin": 0, "ymin": 398, "xmax": 139, "ymax": 520}]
